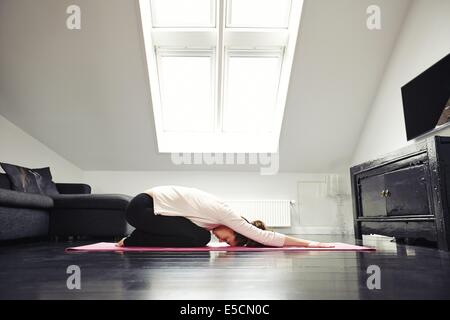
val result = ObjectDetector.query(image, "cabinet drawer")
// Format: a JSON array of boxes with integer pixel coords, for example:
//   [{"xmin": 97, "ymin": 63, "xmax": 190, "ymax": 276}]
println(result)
[{"xmin": 361, "ymin": 221, "xmax": 437, "ymax": 244}]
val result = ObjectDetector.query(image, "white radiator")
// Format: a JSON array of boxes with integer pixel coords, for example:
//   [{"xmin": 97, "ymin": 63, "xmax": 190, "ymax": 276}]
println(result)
[{"xmin": 224, "ymin": 200, "xmax": 293, "ymax": 227}]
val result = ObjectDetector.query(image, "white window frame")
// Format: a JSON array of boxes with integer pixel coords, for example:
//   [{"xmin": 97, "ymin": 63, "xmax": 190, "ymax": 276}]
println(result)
[
  {"xmin": 138, "ymin": 0, "xmax": 305, "ymax": 153},
  {"xmin": 225, "ymin": 0, "xmax": 292, "ymax": 29},
  {"xmin": 150, "ymin": 0, "xmax": 217, "ymax": 28}
]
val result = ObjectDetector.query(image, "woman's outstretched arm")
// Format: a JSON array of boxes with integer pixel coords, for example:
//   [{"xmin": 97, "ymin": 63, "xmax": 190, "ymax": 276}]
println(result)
[{"xmin": 283, "ymin": 235, "xmax": 335, "ymax": 248}]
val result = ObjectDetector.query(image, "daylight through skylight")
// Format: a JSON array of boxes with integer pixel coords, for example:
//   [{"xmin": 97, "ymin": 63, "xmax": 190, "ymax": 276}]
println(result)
[{"xmin": 139, "ymin": 0, "xmax": 304, "ymax": 153}]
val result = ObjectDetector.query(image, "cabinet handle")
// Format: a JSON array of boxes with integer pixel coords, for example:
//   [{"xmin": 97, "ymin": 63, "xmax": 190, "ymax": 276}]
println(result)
[
  {"xmin": 381, "ymin": 190, "xmax": 386, "ymax": 197},
  {"xmin": 385, "ymin": 189, "xmax": 391, "ymax": 197}
]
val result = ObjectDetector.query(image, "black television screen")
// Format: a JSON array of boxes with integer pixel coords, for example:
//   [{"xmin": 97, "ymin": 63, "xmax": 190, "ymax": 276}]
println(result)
[{"xmin": 401, "ymin": 53, "xmax": 450, "ymax": 141}]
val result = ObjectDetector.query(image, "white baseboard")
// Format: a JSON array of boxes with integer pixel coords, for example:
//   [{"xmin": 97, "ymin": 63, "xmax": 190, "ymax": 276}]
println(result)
[{"xmin": 286, "ymin": 226, "xmax": 355, "ymax": 235}]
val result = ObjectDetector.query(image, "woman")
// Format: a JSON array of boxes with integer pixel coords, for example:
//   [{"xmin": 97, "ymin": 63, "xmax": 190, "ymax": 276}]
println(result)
[{"xmin": 117, "ymin": 186, "xmax": 334, "ymax": 248}]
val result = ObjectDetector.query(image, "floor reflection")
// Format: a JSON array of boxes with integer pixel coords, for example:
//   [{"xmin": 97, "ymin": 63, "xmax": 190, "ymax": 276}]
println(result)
[{"xmin": 2, "ymin": 236, "xmax": 450, "ymax": 299}]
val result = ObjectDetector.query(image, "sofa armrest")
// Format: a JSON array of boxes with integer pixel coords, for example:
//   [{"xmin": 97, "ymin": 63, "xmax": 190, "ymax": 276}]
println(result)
[{"xmin": 56, "ymin": 183, "xmax": 92, "ymax": 195}]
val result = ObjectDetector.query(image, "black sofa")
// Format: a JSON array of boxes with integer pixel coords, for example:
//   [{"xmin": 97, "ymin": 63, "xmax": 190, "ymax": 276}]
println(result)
[{"xmin": 0, "ymin": 173, "xmax": 133, "ymax": 241}]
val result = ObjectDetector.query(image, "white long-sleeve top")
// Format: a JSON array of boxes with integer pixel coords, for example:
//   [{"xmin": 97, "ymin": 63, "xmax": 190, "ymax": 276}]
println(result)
[{"xmin": 144, "ymin": 186, "xmax": 286, "ymax": 247}]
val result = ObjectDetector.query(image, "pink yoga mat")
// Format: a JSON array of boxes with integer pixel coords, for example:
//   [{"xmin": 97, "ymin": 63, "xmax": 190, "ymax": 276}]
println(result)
[{"xmin": 66, "ymin": 242, "xmax": 375, "ymax": 252}]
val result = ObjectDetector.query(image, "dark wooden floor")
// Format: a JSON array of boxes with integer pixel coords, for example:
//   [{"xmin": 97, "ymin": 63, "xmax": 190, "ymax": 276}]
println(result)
[{"xmin": 1, "ymin": 235, "xmax": 450, "ymax": 300}]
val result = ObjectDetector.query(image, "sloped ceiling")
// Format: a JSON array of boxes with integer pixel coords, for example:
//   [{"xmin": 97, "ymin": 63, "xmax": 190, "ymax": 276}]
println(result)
[{"xmin": 0, "ymin": 0, "xmax": 411, "ymax": 172}]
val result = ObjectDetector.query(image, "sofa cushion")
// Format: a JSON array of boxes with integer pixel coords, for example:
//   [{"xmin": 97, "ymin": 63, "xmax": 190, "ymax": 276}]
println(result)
[
  {"xmin": 0, "ymin": 173, "xmax": 11, "ymax": 190},
  {"xmin": 0, "ymin": 207, "xmax": 49, "ymax": 240},
  {"xmin": 52, "ymin": 194, "xmax": 132, "ymax": 210},
  {"xmin": 50, "ymin": 208, "xmax": 132, "ymax": 237},
  {"xmin": 0, "ymin": 163, "xmax": 59, "ymax": 195},
  {"xmin": 0, "ymin": 189, "xmax": 54, "ymax": 209}
]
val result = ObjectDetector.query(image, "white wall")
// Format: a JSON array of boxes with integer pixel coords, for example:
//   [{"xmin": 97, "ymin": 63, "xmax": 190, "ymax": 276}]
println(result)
[
  {"xmin": 352, "ymin": 0, "xmax": 450, "ymax": 165},
  {"xmin": 83, "ymin": 170, "xmax": 354, "ymax": 235},
  {"xmin": 0, "ymin": 113, "xmax": 83, "ymax": 182}
]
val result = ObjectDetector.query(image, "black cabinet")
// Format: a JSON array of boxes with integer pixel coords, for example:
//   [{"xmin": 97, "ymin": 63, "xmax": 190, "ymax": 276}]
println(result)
[{"xmin": 351, "ymin": 136, "xmax": 450, "ymax": 251}]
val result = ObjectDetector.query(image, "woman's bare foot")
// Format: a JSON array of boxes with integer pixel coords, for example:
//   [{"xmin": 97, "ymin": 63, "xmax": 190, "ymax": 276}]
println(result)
[{"xmin": 116, "ymin": 237, "xmax": 127, "ymax": 247}]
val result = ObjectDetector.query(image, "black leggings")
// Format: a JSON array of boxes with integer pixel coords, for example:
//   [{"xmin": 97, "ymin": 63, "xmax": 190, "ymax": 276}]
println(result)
[{"xmin": 124, "ymin": 193, "xmax": 211, "ymax": 247}]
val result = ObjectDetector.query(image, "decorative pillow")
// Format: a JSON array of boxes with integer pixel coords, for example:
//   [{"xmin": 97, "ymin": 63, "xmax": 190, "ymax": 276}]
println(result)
[
  {"xmin": 32, "ymin": 167, "xmax": 60, "ymax": 196},
  {"xmin": 0, "ymin": 173, "xmax": 11, "ymax": 190},
  {"xmin": 0, "ymin": 163, "xmax": 60, "ymax": 195}
]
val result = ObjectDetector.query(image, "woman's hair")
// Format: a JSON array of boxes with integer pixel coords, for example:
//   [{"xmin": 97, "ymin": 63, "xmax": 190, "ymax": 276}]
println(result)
[{"xmin": 234, "ymin": 217, "xmax": 268, "ymax": 247}]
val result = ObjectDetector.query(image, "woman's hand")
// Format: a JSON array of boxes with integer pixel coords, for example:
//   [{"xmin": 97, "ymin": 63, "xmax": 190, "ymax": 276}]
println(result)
[
  {"xmin": 306, "ymin": 241, "xmax": 335, "ymax": 248},
  {"xmin": 283, "ymin": 235, "xmax": 335, "ymax": 248},
  {"xmin": 116, "ymin": 237, "xmax": 127, "ymax": 247}
]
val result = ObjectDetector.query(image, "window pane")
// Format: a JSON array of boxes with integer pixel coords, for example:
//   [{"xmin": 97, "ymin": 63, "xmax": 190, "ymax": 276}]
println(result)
[
  {"xmin": 227, "ymin": 0, "xmax": 291, "ymax": 28},
  {"xmin": 223, "ymin": 53, "xmax": 282, "ymax": 133},
  {"xmin": 151, "ymin": 0, "xmax": 215, "ymax": 27},
  {"xmin": 158, "ymin": 54, "xmax": 214, "ymax": 132}
]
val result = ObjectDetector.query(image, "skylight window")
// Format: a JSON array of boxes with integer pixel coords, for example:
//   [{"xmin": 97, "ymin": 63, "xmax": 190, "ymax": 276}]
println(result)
[{"xmin": 139, "ymin": 0, "xmax": 304, "ymax": 153}]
